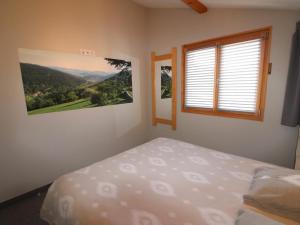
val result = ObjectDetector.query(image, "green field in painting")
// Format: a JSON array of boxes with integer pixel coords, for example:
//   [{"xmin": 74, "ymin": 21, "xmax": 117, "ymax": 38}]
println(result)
[
  {"xmin": 21, "ymin": 60, "xmax": 133, "ymax": 116},
  {"xmin": 28, "ymin": 99, "xmax": 96, "ymax": 115}
]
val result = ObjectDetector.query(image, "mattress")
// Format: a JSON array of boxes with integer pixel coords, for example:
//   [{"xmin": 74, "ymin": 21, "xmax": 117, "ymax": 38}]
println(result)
[{"xmin": 41, "ymin": 138, "xmax": 273, "ymax": 225}]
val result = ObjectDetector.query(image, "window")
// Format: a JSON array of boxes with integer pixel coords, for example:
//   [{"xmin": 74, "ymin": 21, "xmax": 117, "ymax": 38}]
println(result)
[{"xmin": 182, "ymin": 27, "xmax": 272, "ymax": 121}]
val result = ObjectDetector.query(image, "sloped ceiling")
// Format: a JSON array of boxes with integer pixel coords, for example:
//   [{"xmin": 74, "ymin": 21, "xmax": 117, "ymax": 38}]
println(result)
[{"xmin": 132, "ymin": 0, "xmax": 300, "ymax": 10}]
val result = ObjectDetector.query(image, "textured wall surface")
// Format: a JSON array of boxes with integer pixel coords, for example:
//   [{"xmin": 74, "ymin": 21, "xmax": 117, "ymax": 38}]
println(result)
[
  {"xmin": 0, "ymin": 0, "xmax": 148, "ymax": 203},
  {"xmin": 147, "ymin": 8, "xmax": 300, "ymax": 168}
]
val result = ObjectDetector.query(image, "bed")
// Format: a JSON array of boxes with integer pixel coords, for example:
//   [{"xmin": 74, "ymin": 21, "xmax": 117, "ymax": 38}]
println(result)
[{"xmin": 41, "ymin": 138, "xmax": 274, "ymax": 225}]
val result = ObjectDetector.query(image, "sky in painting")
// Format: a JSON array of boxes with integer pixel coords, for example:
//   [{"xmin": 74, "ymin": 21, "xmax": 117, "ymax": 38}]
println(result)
[
  {"xmin": 18, "ymin": 48, "xmax": 120, "ymax": 75},
  {"xmin": 160, "ymin": 60, "xmax": 172, "ymax": 77}
]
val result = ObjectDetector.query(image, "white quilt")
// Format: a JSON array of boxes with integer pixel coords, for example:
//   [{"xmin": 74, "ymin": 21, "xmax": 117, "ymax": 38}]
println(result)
[{"xmin": 41, "ymin": 138, "xmax": 272, "ymax": 225}]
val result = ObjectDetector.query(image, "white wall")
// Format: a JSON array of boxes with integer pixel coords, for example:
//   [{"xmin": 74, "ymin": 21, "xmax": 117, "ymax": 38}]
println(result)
[
  {"xmin": 147, "ymin": 8, "xmax": 300, "ymax": 168},
  {"xmin": 1, "ymin": 2, "xmax": 300, "ymax": 203},
  {"xmin": 0, "ymin": 0, "xmax": 148, "ymax": 203}
]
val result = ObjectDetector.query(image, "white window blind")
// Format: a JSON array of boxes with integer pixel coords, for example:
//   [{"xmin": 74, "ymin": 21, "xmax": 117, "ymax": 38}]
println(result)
[
  {"xmin": 185, "ymin": 47, "xmax": 216, "ymax": 109},
  {"xmin": 183, "ymin": 28, "xmax": 270, "ymax": 120},
  {"xmin": 218, "ymin": 39, "xmax": 262, "ymax": 113}
]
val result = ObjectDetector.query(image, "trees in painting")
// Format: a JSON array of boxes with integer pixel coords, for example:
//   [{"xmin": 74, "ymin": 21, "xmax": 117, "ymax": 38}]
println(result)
[
  {"xmin": 161, "ymin": 66, "xmax": 172, "ymax": 99},
  {"xmin": 20, "ymin": 57, "xmax": 133, "ymax": 115}
]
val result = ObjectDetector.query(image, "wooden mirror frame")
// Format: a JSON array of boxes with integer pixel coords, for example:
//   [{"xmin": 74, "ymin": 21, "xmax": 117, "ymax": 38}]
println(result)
[{"xmin": 151, "ymin": 48, "xmax": 177, "ymax": 130}]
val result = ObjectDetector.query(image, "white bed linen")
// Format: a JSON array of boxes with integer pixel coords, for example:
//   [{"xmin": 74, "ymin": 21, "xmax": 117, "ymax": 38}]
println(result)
[{"xmin": 41, "ymin": 138, "xmax": 273, "ymax": 225}]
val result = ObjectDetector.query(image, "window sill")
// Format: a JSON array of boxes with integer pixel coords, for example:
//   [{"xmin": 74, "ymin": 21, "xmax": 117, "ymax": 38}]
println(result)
[{"xmin": 182, "ymin": 107, "xmax": 263, "ymax": 121}]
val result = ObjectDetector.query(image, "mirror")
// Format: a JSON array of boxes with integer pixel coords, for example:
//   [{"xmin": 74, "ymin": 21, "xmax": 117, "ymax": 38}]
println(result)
[{"xmin": 151, "ymin": 48, "xmax": 177, "ymax": 130}]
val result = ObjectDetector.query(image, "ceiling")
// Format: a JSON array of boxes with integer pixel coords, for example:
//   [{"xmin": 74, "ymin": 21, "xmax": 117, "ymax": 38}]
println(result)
[{"xmin": 132, "ymin": 0, "xmax": 300, "ymax": 10}]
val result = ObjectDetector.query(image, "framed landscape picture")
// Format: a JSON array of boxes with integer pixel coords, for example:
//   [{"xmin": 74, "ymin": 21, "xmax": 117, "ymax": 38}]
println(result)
[
  {"xmin": 18, "ymin": 48, "xmax": 133, "ymax": 115},
  {"xmin": 161, "ymin": 65, "xmax": 172, "ymax": 99}
]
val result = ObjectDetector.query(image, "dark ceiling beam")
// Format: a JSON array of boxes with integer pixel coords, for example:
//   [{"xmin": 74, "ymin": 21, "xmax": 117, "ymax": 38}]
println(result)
[{"xmin": 182, "ymin": 0, "xmax": 208, "ymax": 14}]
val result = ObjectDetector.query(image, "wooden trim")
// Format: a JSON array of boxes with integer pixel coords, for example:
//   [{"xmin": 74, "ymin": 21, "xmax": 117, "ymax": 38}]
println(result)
[
  {"xmin": 182, "ymin": 107, "xmax": 261, "ymax": 121},
  {"xmin": 213, "ymin": 44, "xmax": 221, "ymax": 111},
  {"xmin": 151, "ymin": 52, "xmax": 157, "ymax": 126},
  {"xmin": 171, "ymin": 47, "xmax": 177, "ymax": 130},
  {"xmin": 154, "ymin": 54, "xmax": 172, "ymax": 62},
  {"xmin": 156, "ymin": 118, "xmax": 173, "ymax": 125},
  {"xmin": 183, "ymin": 27, "xmax": 271, "ymax": 51},
  {"xmin": 181, "ymin": 47, "xmax": 187, "ymax": 114},
  {"xmin": 255, "ymin": 34, "xmax": 266, "ymax": 120},
  {"xmin": 182, "ymin": 27, "xmax": 272, "ymax": 121},
  {"xmin": 182, "ymin": 0, "xmax": 208, "ymax": 14},
  {"xmin": 258, "ymin": 28, "xmax": 272, "ymax": 121},
  {"xmin": 151, "ymin": 48, "xmax": 178, "ymax": 130}
]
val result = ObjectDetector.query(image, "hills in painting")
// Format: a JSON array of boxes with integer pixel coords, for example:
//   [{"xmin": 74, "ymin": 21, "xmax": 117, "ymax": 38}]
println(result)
[{"xmin": 19, "ymin": 49, "xmax": 133, "ymax": 115}]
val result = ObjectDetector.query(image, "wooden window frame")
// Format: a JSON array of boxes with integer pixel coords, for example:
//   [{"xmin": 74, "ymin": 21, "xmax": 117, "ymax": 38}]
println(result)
[{"xmin": 182, "ymin": 27, "xmax": 272, "ymax": 121}]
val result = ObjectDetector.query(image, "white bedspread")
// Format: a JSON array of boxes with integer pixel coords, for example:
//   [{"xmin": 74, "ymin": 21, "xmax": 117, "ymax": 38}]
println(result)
[{"xmin": 41, "ymin": 138, "xmax": 272, "ymax": 225}]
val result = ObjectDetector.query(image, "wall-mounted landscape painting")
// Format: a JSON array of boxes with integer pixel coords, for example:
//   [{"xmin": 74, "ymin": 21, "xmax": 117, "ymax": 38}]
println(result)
[
  {"xmin": 18, "ymin": 49, "xmax": 133, "ymax": 115},
  {"xmin": 161, "ymin": 66, "xmax": 172, "ymax": 99}
]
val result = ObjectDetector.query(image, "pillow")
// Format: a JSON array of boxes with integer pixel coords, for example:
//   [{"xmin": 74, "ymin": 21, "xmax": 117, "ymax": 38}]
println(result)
[
  {"xmin": 243, "ymin": 167, "xmax": 300, "ymax": 223},
  {"xmin": 235, "ymin": 209, "xmax": 284, "ymax": 225}
]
